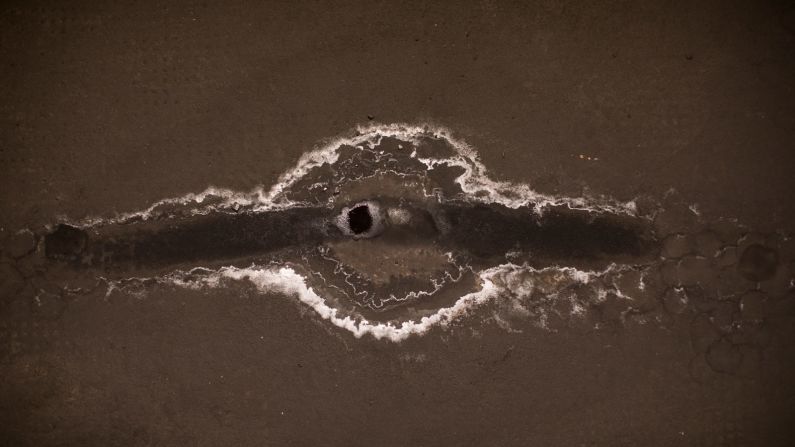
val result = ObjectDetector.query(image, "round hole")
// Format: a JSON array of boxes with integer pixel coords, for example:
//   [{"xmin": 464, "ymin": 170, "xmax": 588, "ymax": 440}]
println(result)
[{"xmin": 348, "ymin": 205, "xmax": 373, "ymax": 235}]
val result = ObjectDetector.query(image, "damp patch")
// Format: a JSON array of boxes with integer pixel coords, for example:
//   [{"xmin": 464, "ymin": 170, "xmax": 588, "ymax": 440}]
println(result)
[{"xmin": 37, "ymin": 123, "xmax": 794, "ymax": 344}]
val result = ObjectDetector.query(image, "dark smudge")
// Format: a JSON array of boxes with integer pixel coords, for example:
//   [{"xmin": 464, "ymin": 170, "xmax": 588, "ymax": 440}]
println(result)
[
  {"xmin": 437, "ymin": 203, "xmax": 655, "ymax": 267},
  {"xmin": 43, "ymin": 200, "xmax": 656, "ymax": 274},
  {"xmin": 45, "ymin": 208, "xmax": 337, "ymax": 272}
]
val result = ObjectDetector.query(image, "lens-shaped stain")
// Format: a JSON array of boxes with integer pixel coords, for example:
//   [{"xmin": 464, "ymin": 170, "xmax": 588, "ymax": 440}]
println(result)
[{"xmin": 35, "ymin": 124, "xmax": 786, "ymax": 342}]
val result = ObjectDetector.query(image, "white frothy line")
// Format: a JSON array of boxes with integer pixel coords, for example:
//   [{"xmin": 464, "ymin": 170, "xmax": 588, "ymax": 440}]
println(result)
[
  {"xmin": 69, "ymin": 186, "xmax": 295, "ymax": 228},
  {"xmin": 313, "ymin": 245, "xmax": 469, "ymax": 309},
  {"xmin": 106, "ymin": 261, "xmax": 631, "ymax": 342},
  {"xmin": 357, "ymin": 123, "xmax": 638, "ymax": 214},
  {"xmin": 60, "ymin": 123, "xmax": 638, "ymax": 228}
]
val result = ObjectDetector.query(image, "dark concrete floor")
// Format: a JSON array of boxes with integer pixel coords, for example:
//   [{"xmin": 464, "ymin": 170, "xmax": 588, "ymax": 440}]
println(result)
[{"xmin": 1, "ymin": 1, "xmax": 795, "ymax": 445}]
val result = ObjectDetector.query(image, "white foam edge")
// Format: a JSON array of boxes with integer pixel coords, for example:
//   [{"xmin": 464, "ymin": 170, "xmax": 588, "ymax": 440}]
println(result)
[
  {"xmin": 62, "ymin": 122, "xmax": 637, "ymax": 228},
  {"xmin": 106, "ymin": 261, "xmax": 630, "ymax": 343}
]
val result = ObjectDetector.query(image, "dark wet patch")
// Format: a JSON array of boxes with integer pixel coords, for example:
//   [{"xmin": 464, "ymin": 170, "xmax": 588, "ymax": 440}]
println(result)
[
  {"xmin": 738, "ymin": 244, "xmax": 779, "ymax": 282},
  {"xmin": 436, "ymin": 203, "xmax": 656, "ymax": 267},
  {"xmin": 43, "ymin": 200, "xmax": 656, "ymax": 276},
  {"xmin": 44, "ymin": 208, "xmax": 336, "ymax": 272},
  {"xmin": 44, "ymin": 224, "xmax": 87, "ymax": 262}
]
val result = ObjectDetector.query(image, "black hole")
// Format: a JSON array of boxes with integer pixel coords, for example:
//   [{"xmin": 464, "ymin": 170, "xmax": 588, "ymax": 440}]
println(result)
[{"xmin": 348, "ymin": 205, "xmax": 373, "ymax": 235}]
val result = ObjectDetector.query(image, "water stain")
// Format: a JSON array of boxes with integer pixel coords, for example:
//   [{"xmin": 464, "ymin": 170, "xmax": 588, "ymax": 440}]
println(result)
[{"xmin": 29, "ymin": 124, "xmax": 794, "ymax": 346}]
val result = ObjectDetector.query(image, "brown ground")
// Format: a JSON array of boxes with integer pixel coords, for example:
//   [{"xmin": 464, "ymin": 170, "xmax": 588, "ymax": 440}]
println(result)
[{"xmin": 2, "ymin": 1, "xmax": 795, "ymax": 445}]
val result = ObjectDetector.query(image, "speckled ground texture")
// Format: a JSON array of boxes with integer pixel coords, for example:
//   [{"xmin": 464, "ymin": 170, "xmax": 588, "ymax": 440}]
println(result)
[{"xmin": 2, "ymin": 1, "xmax": 795, "ymax": 446}]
